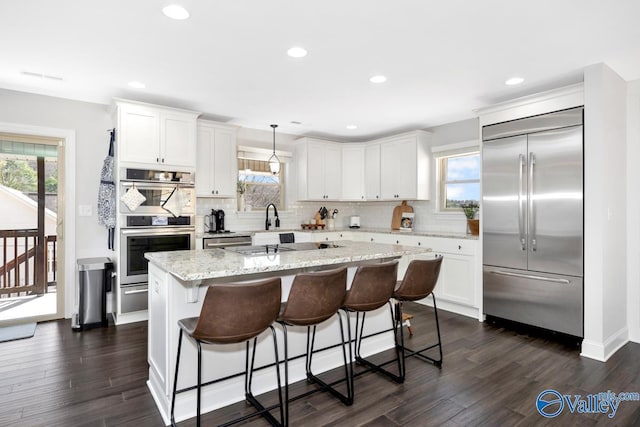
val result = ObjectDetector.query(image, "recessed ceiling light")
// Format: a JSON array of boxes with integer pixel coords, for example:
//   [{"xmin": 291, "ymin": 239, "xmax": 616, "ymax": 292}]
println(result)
[
  {"xmin": 162, "ymin": 5, "xmax": 190, "ymax": 20},
  {"xmin": 369, "ymin": 75, "xmax": 387, "ymax": 84},
  {"xmin": 505, "ymin": 77, "xmax": 524, "ymax": 86},
  {"xmin": 346, "ymin": 125, "xmax": 358, "ymax": 130},
  {"xmin": 128, "ymin": 81, "xmax": 146, "ymax": 89},
  {"xmin": 287, "ymin": 47, "xmax": 308, "ymax": 58}
]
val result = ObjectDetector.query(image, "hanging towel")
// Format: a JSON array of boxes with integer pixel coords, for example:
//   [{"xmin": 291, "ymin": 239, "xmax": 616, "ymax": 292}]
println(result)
[
  {"xmin": 162, "ymin": 186, "xmax": 183, "ymax": 217},
  {"xmin": 121, "ymin": 183, "xmax": 146, "ymax": 211},
  {"xmin": 97, "ymin": 129, "xmax": 116, "ymax": 249}
]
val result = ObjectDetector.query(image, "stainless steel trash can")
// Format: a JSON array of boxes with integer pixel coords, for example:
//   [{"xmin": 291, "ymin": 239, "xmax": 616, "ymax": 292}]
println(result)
[{"xmin": 72, "ymin": 257, "xmax": 113, "ymax": 331}]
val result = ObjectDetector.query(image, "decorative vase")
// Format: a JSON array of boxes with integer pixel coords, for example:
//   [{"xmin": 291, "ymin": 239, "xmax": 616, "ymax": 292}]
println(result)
[
  {"xmin": 237, "ymin": 194, "xmax": 245, "ymax": 212},
  {"xmin": 467, "ymin": 219, "xmax": 480, "ymax": 235}
]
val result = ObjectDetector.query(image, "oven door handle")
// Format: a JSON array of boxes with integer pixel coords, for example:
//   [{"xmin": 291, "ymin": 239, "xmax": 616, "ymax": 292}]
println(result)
[
  {"xmin": 123, "ymin": 288, "xmax": 149, "ymax": 295},
  {"xmin": 205, "ymin": 241, "xmax": 251, "ymax": 248},
  {"xmin": 121, "ymin": 227, "xmax": 195, "ymax": 236},
  {"xmin": 120, "ymin": 180, "xmax": 194, "ymax": 189}
]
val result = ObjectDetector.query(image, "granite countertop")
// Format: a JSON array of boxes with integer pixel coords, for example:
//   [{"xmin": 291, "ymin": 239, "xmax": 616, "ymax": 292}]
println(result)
[
  {"xmin": 146, "ymin": 240, "xmax": 430, "ymax": 282},
  {"xmin": 197, "ymin": 228, "xmax": 478, "ymax": 240}
]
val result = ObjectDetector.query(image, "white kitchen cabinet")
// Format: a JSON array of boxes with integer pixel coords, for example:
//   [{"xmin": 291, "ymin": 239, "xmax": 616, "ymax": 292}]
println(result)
[
  {"xmin": 378, "ymin": 131, "xmax": 431, "ymax": 200},
  {"xmin": 296, "ymin": 138, "xmax": 342, "ymax": 200},
  {"xmin": 364, "ymin": 143, "xmax": 381, "ymax": 200},
  {"xmin": 341, "ymin": 144, "xmax": 365, "ymax": 201},
  {"xmin": 196, "ymin": 121, "xmax": 237, "ymax": 197},
  {"xmin": 426, "ymin": 237, "xmax": 479, "ymax": 319},
  {"xmin": 312, "ymin": 231, "xmax": 349, "ymax": 242},
  {"xmin": 116, "ymin": 100, "xmax": 199, "ymax": 169}
]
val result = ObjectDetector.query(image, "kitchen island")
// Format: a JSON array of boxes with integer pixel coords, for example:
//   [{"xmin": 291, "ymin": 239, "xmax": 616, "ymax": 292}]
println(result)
[{"xmin": 145, "ymin": 241, "xmax": 430, "ymax": 425}]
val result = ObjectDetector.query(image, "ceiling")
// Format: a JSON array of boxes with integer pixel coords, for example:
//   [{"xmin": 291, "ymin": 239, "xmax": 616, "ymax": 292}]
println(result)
[{"xmin": 1, "ymin": 1, "xmax": 639, "ymax": 141}]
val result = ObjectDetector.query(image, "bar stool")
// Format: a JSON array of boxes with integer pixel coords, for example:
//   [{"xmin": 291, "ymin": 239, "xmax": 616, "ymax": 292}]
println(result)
[
  {"xmin": 347, "ymin": 256, "xmax": 444, "ymax": 384},
  {"xmin": 394, "ymin": 256, "xmax": 444, "ymax": 380},
  {"xmin": 277, "ymin": 266, "xmax": 350, "ymax": 426},
  {"xmin": 341, "ymin": 260, "xmax": 400, "ymax": 389},
  {"xmin": 170, "ymin": 278, "xmax": 283, "ymax": 427}
]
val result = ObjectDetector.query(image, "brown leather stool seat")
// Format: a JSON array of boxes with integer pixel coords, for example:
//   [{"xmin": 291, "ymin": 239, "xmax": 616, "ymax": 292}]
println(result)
[
  {"xmin": 277, "ymin": 266, "xmax": 350, "ymax": 426},
  {"xmin": 393, "ymin": 256, "xmax": 444, "ymax": 380},
  {"xmin": 170, "ymin": 277, "xmax": 283, "ymax": 427},
  {"xmin": 341, "ymin": 260, "xmax": 400, "ymax": 389}
]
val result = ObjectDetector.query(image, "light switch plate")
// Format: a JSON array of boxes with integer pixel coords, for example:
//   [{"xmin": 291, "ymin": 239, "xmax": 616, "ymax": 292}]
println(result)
[{"xmin": 78, "ymin": 205, "xmax": 92, "ymax": 216}]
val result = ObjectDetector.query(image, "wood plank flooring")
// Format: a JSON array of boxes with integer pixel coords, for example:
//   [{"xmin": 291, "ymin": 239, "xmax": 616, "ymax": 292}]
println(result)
[{"xmin": 1, "ymin": 303, "xmax": 639, "ymax": 426}]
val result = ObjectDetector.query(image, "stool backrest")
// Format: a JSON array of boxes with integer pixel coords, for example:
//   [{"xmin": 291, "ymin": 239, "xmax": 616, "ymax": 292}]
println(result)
[
  {"xmin": 279, "ymin": 267, "xmax": 347, "ymax": 326},
  {"xmin": 394, "ymin": 256, "xmax": 443, "ymax": 301},
  {"xmin": 193, "ymin": 277, "xmax": 282, "ymax": 343},
  {"xmin": 343, "ymin": 260, "xmax": 398, "ymax": 311}
]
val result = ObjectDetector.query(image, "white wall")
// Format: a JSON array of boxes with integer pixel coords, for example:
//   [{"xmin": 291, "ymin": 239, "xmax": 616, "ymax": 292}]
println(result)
[
  {"xmin": 0, "ymin": 88, "xmax": 112, "ymax": 316},
  {"xmin": 627, "ymin": 79, "xmax": 640, "ymax": 343},
  {"xmin": 582, "ymin": 63, "xmax": 628, "ymax": 360}
]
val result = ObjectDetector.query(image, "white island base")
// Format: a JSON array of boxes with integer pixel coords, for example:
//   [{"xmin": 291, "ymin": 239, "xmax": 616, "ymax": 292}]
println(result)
[{"xmin": 145, "ymin": 244, "xmax": 426, "ymax": 425}]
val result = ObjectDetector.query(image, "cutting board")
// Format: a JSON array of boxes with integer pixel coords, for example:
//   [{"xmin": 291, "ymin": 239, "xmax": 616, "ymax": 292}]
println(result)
[{"xmin": 391, "ymin": 200, "xmax": 413, "ymax": 230}]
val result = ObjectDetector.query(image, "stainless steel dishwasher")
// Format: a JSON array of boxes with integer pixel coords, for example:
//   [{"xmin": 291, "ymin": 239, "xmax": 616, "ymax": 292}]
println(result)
[{"xmin": 203, "ymin": 234, "xmax": 252, "ymax": 249}]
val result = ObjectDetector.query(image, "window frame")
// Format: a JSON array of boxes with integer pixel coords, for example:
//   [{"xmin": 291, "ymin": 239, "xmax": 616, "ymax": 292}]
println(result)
[
  {"xmin": 238, "ymin": 161, "xmax": 285, "ymax": 210},
  {"xmin": 437, "ymin": 149, "xmax": 480, "ymax": 213}
]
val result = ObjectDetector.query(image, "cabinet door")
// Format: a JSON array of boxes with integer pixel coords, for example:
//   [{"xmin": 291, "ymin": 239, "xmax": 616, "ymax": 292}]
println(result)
[
  {"xmin": 306, "ymin": 142, "xmax": 325, "ymax": 199},
  {"xmin": 435, "ymin": 253, "xmax": 475, "ymax": 307},
  {"xmin": 380, "ymin": 140, "xmax": 398, "ymax": 199},
  {"xmin": 341, "ymin": 145, "xmax": 364, "ymax": 200},
  {"xmin": 323, "ymin": 144, "xmax": 342, "ymax": 200},
  {"xmin": 394, "ymin": 138, "xmax": 418, "ymax": 199},
  {"xmin": 212, "ymin": 127, "xmax": 236, "ymax": 197},
  {"xmin": 364, "ymin": 143, "xmax": 381, "ymax": 200},
  {"xmin": 195, "ymin": 126, "xmax": 214, "ymax": 196},
  {"xmin": 119, "ymin": 105, "xmax": 160, "ymax": 164},
  {"xmin": 160, "ymin": 112, "xmax": 196, "ymax": 168}
]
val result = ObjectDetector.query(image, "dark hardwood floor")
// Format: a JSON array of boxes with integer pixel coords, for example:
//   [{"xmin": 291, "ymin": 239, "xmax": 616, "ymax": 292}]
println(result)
[{"xmin": 1, "ymin": 304, "xmax": 639, "ymax": 426}]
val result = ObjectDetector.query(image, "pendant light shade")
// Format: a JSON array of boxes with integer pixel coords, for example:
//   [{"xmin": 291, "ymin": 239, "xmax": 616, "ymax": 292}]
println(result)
[{"xmin": 268, "ymin": 124, "xmax": 281, "ymax": 175}]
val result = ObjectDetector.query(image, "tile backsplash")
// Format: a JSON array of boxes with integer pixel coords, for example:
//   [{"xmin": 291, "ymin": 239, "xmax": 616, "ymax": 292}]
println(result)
[{"xmin": 196, "ymin": 198, "xmax": 467, "ymax": 234}]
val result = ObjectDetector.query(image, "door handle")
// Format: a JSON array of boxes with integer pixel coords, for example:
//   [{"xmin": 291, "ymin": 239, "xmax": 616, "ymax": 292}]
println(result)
[
  {"xmin": 518, "ymin": 154, "xmax": 526, "ymax": 251},
  {"xmin": 528, "ymin": 152, "xmax": 536, "ymax": 252},
  {"xmin": 489, "ymin": 270, "xmax": 570, "ymax": 284}
]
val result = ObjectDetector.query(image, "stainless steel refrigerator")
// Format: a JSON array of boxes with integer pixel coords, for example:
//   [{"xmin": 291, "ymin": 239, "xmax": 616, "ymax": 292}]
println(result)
[{"xmin": 482, "ymin": 107, "xmax": 584, "ymax": 337}]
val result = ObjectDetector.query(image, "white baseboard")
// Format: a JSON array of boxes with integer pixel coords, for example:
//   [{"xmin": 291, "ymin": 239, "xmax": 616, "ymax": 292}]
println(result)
[
  {"xmin": 415, "ymin": 299, "xmax": 481, "ymax": 321},
  {"xmin": 581, "ymin": 326, "xmax": 629, "ymax": 362}
]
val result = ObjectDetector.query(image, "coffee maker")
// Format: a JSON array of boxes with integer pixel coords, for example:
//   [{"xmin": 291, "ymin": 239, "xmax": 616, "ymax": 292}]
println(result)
[{"xmin": 204, "ymin": 209, "xmax": 225, "ymax": 233}]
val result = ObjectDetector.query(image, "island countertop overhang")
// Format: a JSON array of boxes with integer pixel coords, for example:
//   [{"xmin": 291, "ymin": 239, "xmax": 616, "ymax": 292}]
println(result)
[{"xmin": 145, "ymin": 240, "xmax": 431, "ymax": 282}]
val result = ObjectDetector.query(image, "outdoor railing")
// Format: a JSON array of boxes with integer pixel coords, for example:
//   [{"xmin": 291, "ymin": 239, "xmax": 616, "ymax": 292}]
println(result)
[{"xmin": 0, "ymin": 229, "xmax": 57, "ymax": 298}]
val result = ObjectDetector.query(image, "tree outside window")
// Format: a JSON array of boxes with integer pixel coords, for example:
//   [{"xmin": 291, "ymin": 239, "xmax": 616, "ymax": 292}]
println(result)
[{"xmin": 238, "ymin": 159, "xmax": 283, "ymax": 209}]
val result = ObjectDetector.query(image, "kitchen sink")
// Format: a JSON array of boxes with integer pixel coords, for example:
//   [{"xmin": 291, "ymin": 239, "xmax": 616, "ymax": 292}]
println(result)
[{"xmin": 225, "ymin": 242, "xmax": 342, "ymax": 256}]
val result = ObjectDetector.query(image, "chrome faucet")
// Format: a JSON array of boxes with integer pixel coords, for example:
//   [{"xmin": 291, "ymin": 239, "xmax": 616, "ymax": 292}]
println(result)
[{"xmin": 265, "ymin": 203, "xmax": 280, "ymax": 230}]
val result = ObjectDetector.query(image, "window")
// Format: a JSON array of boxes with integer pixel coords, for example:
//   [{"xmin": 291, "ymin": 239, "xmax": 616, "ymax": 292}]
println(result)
[
  {"xmin": 238, "ymin": 158, "xmax": 284, "ymax": 209},
  {"xmin": 439, "ymin": 151, "xmax": 480, "ymax": 211}
]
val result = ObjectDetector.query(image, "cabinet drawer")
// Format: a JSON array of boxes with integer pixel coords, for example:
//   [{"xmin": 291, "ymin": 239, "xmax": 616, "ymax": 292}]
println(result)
[
  {"xmin": 120, "ymin": 284, "xmax": 148, "ymax": 313},
  {"xmin": 431, "ymin": 238, "xmax": 476, "ymax": 255}
]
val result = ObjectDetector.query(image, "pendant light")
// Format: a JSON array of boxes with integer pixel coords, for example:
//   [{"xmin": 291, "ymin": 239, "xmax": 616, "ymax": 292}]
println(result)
[{"xmin": 268, "ymin": 124, "xmax": 281, "ymax": 175}]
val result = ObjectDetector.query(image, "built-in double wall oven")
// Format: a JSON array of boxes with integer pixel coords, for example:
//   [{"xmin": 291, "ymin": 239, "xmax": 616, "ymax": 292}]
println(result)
[{"xmin": 119, "ymin": 168, "xmax": 196, "ymax": 315}]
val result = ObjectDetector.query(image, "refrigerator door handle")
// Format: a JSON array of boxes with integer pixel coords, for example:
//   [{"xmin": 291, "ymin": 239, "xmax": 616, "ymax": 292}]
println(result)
[
  {"xmin": 528, "ymin": 152, "xmax": 537, "ymax": 251},
  {"xmin": 488, "ymin": 269, "xmax": 571, "ymax": 284},
  {"xmin": 518, "ymin": 154, "xmax": 526, "ymax": 251}
]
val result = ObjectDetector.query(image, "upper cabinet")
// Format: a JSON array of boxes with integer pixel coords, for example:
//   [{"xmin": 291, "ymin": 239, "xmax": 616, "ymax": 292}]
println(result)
[
  {"xmin": 364, "ymin": 143, "xmax": 381, "ymax": 200},
  {"xmin": 341, "ymin": 144, "xmax": 365, "ymax": 201},
  {"xmin": 378, "ymin": 131, "xmax": 431, "ymax": 200},
  {"xmin": 296, "ymin": 138, "xmax": 342, "ymax": 200},
  {"xmin": 116, "ymin": 100, "xmax": 199, "ymax": 170},
  {"xmin": 196, "ymin": 121, "xmax": 237, "ymax": 198},
  {"xmin": 294, "ymin": 130, "xmax": 431, "ymax": 202}
]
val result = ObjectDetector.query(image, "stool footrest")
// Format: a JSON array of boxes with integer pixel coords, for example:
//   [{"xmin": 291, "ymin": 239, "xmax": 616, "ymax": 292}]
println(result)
[{"xmin": 306, "ymin": 372, "xmax": 354, "ymax": 405}]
